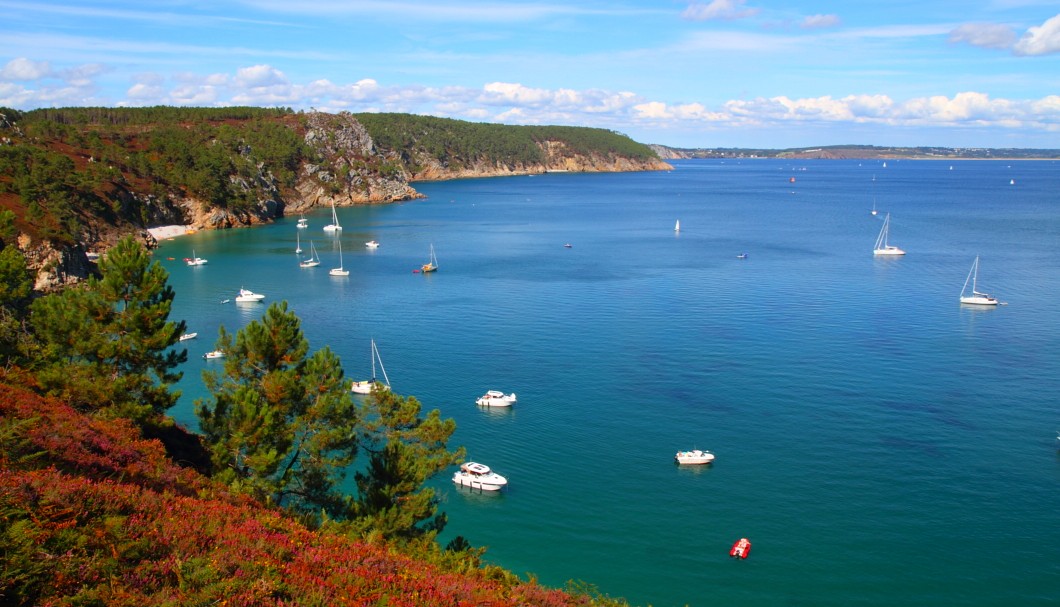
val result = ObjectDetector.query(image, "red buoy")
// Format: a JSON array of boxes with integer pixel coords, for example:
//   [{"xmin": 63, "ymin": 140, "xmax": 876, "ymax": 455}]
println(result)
[{"xmin": 729, "ymin": 538, "xmax": 751, "ymax": 559}]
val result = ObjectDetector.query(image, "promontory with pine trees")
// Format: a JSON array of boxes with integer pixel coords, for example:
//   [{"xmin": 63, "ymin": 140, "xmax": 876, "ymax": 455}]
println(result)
[
  {"xmin": 0, "ymin": 106, "xmax": 662, "ymax": 606},
  {"xmin": 0, "ymin": 106, "xmax": 670, "ymax": 290}
]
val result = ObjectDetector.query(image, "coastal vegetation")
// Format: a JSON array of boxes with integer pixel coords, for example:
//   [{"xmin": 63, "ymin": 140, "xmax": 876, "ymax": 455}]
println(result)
[{"xmin": 0, "ymin": 233, "xmax": 628, "ymax": 606}]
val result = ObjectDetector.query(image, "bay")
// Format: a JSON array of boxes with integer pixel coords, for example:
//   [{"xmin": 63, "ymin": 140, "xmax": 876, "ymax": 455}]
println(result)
[{"xmin": 159, "ymin": 159, "xmax": 1060, "ymax": 607}]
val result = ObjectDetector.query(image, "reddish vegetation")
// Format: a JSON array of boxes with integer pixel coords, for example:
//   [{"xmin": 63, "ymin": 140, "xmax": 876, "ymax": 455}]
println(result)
[{"xmin": 0, "ymin": 384, "xmax": 594, "ymax": 606}]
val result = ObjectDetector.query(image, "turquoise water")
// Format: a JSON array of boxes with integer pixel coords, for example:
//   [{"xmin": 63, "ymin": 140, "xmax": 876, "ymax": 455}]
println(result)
[{"xmin": 159, "ymin": 159, "xmax": 1060, "ymax": 607}]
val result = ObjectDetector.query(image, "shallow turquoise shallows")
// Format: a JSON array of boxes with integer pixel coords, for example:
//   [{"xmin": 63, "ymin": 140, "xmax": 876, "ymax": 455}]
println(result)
[{"xmin": 159, "ymin": 159, "xmax": 1060, "ymax": 607}]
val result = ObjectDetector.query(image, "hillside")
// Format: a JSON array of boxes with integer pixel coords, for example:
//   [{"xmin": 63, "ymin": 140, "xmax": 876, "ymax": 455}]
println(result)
[
  {"xmin": 0, "ymin": 107, "xmax": 669, "ymax": 289},
  {"xmin": 0, "ymin": 382, "xmax": 618, "ymax": 606}
]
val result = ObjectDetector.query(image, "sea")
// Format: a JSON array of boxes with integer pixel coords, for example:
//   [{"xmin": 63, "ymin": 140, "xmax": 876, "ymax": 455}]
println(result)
[{"xmin": 157, "ymin": 159, "xmax": 1060, "ymax": 607}]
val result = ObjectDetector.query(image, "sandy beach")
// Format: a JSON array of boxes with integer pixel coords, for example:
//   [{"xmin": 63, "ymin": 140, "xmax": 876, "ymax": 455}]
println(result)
[{"xmin": 147, "ymin": 225, "xmax": 193, "ymax": 240}]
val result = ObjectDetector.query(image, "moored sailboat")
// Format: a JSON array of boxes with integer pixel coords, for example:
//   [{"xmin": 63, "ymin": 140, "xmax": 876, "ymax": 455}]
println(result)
[
  {"xmin": 960, "ymin": 256, "xmax": 999, "ymax": 306},
  {"xmin": 329, "ymin": 239, "xmax": 349, "ymax": 276},
  {"xmin": 421, "ymin": 244, "xmax": 438, "ymax": 273},
  {"xmin": 873, "ymin": 213, "xmax": 905, "ymax": 256},
  {"xmin": 351, "ymin": 339, "xmax": 390, "ymax": 394},
  {"xmin": 299, "ymin": 241, "xmax": 320, "ymax": 267}
]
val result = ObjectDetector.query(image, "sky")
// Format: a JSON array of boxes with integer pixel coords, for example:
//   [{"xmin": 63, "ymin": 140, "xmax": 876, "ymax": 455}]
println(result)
[{"xmin": 1, "ymin": 1, "xmax": 1058, "ymax": 149}]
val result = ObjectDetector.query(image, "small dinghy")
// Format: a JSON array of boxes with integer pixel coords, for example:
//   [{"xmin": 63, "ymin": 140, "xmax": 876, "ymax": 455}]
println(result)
[{"xmin": 730, "ymin": 538, "xmax": 751, "ymax": 559}]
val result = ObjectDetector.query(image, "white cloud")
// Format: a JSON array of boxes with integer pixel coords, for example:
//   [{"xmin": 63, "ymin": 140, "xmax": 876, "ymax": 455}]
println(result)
[
  {"xmin": 801, "ymin": 14, "xmax": 840, "ymax": 30},
  {"xmin": 234, "ymin": 64, "xmax": 289, "ymax": 88},
  {"xmin": 682, "ymin": 0, "xmax": 760, "ymax": 22},
  {"xmin": 948, "ymin": 23, "xmax": 1018, "ymax": 49},
  {"xmin": 1, "ymin": 58, "xmax": 53, "ymax": 81},
  {"xmin": 1013, "ymin": 13, "xmax": 1060, "ymax": 55}
]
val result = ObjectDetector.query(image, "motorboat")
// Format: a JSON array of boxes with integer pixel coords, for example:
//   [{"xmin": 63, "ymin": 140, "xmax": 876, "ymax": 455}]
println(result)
[
  {"xmin": 730, "ymin": 538, "xmax": 751, "ymax": 559},
  {"xmin": 203, "ymin": 350, "xmax": 224, "ymax": 360},
  {"xmin": 736, "ymin": 253, "xmax": 748, "ymax": 259},
  {"xmin": 296, "ymin": 214, "xmax": 308, "ymax": 229},
  {"xmin": 178, "ymin": 332, "xmax": 197, "ymax": 341},
  {"xmin": 365, "ymin": 240, "xmax": 379, "ymax": 249},
  {"xmin": 235, "ymin": 288, "xmax": 265, "ymax": 302},
  {"xmin": 452, "ymin": 462, "xmax": 508, "ymax": 491},
  {"xmin": 476, "ymin": 390, "xmax": 516, "ymax": 407},
  {"xmin": 675, "ymin": 449, "xmax": 715, "ymax": 465}
]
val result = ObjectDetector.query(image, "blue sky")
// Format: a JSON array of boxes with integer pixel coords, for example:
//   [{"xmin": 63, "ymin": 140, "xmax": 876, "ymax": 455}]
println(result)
[{"xmin": 1, "ymin": 1, "xmax": 1058, "ymax": 148}]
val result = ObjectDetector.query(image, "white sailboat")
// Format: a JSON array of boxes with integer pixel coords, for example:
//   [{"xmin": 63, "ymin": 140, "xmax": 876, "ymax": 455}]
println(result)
[
  {"xmin": 870, "ymin": 174, "xmax": 878, "ymax": 216},
  {"xmin": 186, "ymin": 249, "xmax": 207, "ymax": 266},
  {"xmin": 297, "ymin": 214, "xmax": 308, "ymax": 229},
  {"xmin": 323, "ymin": 201, "xmax": 342, "ymax": 232},
  {"xmin": 299, "ymin": 241, "xmax": 320, "ymax": 267},
  {"xmin": 420, "ymin": 244, "xmax": 438, "ymax": 273},
  {"xmin": 960, "ymin": 256, "xmax": 999, "ymax": 306},
  {"xmin": 675, "ymin": 219, "xmax": 680, "ymax": 232},
  {"xmin": 329, "ymin": 240, "xmax": 349, "ymax": 276},
  {"xmin": 351, "ymin": 339, "xmax": 390, "ymax": 394},
  {"xmin": 295, "ymin": 231, "xmax": 302, "ymax": 254},
  {"xmin": 873, "ymin": 213, "xmax": 905, "ymax": 256}
]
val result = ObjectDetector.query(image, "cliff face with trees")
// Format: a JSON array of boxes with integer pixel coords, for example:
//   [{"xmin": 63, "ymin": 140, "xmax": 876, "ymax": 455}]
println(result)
[{"xmin": 0, "ymin": 106, "xmax": 669, "ymax": 288}]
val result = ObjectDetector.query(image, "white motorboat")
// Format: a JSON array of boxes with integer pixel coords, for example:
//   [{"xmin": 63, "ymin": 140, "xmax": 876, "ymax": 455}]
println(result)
[
  {"xmin": 351, "ymin": 339, "xmax": 390, "ymax": 394},
  {"xmin": 297, "ymin": 214, "xmax": 308, "ymax": 229},
  {"xmin": 178, "ymin": 332, "xmax": 197, "ymax": 341},
  {"xmin": 452, "ymin": 462, "xmax": 508, "ymax": 491},
  {"xmin": 365, "ymin": 240, "xmax": 379, "ymax": 249},
  {"xmin": 873, "ymin": 213, "xmax": 905, "ymax": 256},
  {"xmin": 960, "ymin": 256, "xmax": 999, "ymax": 306},
  {"xmin": 203, "ymin": 350, "xmax": 224, "ymax": 360},
  {"xmin": 675, "ymin": 449, "xmax": 715, "ymax": 465},
  {"xmin": 235, "ymin": 288, "xmax": 265, "ymax": 302},
  {"xmin": 476, "ymin": 390, "xmax": 516, "ymax": 407}
]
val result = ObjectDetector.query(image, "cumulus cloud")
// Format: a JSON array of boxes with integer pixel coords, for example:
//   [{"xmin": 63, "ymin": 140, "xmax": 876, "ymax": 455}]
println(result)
[
  {"xmin": 1014, "ymin": 13, "xmax": 1060, "ymax": 56},
  {"xmin": 682, "ymin": 0, "xmax": 759, "ymax": 22},
  {"xmin": 948, "ymin": 23, "xmax": 1018, "ymax": 49},
  {"xmin": 801, "ymin": 14, "xmax": 840, "ymax": 29},
  {"xmin": 234, "ymin": 64, "xmax": 289, "ymax": 88},
  {"xmin": 1, "ymin": 58, "xmax": 53, "ymax": 81}
]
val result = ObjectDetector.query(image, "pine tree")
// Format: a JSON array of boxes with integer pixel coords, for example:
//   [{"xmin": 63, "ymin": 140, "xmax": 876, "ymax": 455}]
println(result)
[
  {"xmin": 350, "ymin": 387, "xmax": 464, "ymax": 542},
  {"xmin": 29, "ymin": 236, "xmax": 186, "ymax": 422},
  {"xmin": 196, "ymin": 301, "xmax": 358, "ymax": 518}
]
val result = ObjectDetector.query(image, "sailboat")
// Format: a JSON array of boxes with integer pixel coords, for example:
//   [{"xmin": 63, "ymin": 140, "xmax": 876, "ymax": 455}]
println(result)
[
  {"xmin": 297, "ymin": 214, "xmax": 308, "ymax": 229},
  {"xmin": 870, "ymin": 174, "xmax": 878, "ymax": 216},
  {"xmin": 421, "ymin": 244, "xmax": 438, "ymax": 273},
  {"xmin": 351, "ymin": 339, "xmax": 391, "ymax": 394},
  {"xmin": 873, "ymin": 213, "xmax": 905, "ymax": 256},
  {"xmin": 295, "ymin": 231, "xmax": 302, "ymax": 254},
  {"xmin": 186, "ymin": 249, "xmax": 207, "ymax": 266},
  {"xmin": 323, "ymin": 201, "xmax": 342, "ymax": 232},
  {"xmin": 329, "ymin": 240, "xmax": 349, "ymax": 276},
  {"xmin": 959, "ymin": 256, "xmax": 998, "ymax": 306},
  {"xmin": 299, "ymin": 241, "xmax": 320, "ymax": 267},
  {"xmin": 675, "ymin": 219, "xmax": 681, "ymax": 232}
]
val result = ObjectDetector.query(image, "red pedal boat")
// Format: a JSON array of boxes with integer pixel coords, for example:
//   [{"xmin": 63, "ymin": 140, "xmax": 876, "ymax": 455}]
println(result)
[{"xmin": 729, "ymin": 538, "xmax": 751, "ymax": 559}]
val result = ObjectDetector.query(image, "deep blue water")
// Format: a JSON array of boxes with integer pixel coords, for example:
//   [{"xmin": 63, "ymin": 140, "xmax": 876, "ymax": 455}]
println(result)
[{"xmin": 159, "ymin": 159, "xmax": 1060, "ymax": 607}]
